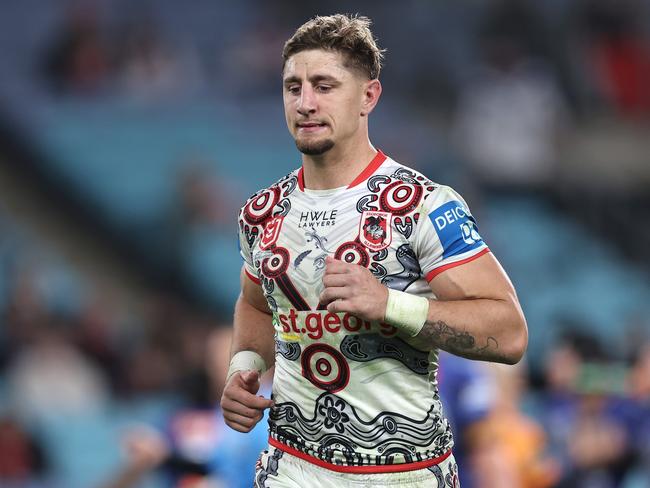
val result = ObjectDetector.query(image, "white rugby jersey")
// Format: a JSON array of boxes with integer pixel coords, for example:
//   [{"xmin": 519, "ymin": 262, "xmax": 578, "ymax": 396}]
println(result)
[{"xmin": 238, "ymin": 151, "xmax": 489, "ymax": 473}]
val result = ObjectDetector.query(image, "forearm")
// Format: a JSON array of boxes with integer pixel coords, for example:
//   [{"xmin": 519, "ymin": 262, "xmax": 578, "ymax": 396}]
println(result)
[
  {"xmin": 417, "ymin": 297, "xmax": 527, "ymax": 364},
  {"xmin": 231, "ymin": 294, "xmax": 275, "ymax": 368},
  {"xmin": 319, "ymin": 253, "xmax": 527, "ymax": 364}
]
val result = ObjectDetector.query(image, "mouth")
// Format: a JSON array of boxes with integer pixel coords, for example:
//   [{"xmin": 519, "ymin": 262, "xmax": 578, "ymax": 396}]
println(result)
[{"xmin": 296, "ymin": 121, "xmax": 328, "ymax": 134}]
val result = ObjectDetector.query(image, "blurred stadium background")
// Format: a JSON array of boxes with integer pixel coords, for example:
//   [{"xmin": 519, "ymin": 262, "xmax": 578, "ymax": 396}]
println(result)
[{"xmin": 0, "ymin": 0, "xmax": 649, "ymax": 487}]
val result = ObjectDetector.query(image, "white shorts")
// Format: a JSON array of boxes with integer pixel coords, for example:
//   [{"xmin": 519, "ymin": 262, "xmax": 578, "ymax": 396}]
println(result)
[{"xmin": 253, "ymin": 445, "xmax": 460, "ymax": 488}]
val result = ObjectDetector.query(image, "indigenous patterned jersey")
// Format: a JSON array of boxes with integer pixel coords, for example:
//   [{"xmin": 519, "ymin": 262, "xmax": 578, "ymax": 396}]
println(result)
[{"xmin": 238, "ymin": 151, "xmax": 489, "ymax": 472}]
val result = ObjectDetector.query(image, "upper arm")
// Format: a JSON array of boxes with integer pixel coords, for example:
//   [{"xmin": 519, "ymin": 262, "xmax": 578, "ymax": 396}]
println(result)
[
  {"xmin": 428, "ymin": 251, "xmax": 519, "ymax": 304},
  {"xmin": 233, "ymin": 267, "xmax": 275, "ymax": 366},
  {"xmin": 411, "ymin": 185, "xmax": 521, "ymax": 307},
  {"xmin": 240, "ymin": 266, "xmax": 271, "ymax": 315}
]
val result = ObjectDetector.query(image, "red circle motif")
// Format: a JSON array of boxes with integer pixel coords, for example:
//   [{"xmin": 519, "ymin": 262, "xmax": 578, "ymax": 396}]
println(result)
[
  {"xmin": 334, "ymin": 241, "xmax": 370, "ymax": 267},
  {"xmin": 243, "ymin": 187, "xmax": 281, "ymax": 224},
  {"xmin": 379, "ymin": 181, "xmax": 423, "ymax": 215},
  {"xmin": 301, "ymin": 344, "xmax": 349, "ymax": 393}
]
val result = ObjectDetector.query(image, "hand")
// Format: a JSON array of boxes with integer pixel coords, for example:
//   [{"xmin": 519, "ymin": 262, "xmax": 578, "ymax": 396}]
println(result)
[
  {"xmin": 122, "ymin": 425, "xmax": 169, "ymax": 472},
  {"xmin": 220, "ymin": 370, "xmax": 273, "ymax": 433},
  {"xmin": 319, "ymin": 256, "xmax": 389, "ymax": 322}
]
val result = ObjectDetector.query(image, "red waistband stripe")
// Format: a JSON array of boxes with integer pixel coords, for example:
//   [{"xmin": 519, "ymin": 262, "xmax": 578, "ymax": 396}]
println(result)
[{"xmin": 268, "ymin": 437, "xmax": 452, "ymax": 474}]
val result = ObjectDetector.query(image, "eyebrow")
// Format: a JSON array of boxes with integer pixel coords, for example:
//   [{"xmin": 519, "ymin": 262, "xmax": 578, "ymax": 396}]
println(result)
[{"xmin": 283, "ymin": 74, "xmax": 341, "ymax": 86}]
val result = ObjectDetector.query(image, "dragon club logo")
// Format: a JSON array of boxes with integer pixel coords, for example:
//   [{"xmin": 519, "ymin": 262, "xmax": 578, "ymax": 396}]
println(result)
[{"xmin": 359, "ymin": 210, "xmax": 392, "ymax": 251}]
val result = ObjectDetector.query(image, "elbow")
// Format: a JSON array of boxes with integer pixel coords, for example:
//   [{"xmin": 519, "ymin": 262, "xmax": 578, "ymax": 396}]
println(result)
[{"xmin": 502, "ymin": 314, "xmax": 528, "ymax": 365}]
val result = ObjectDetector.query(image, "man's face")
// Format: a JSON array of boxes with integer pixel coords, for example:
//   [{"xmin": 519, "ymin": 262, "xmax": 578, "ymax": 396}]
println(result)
[{"xmin": 283, "ymin": 49, "xmax": 369, "ymax": 156}]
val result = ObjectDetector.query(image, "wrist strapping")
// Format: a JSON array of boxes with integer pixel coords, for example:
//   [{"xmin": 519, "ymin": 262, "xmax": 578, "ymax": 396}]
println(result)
[
  {"xmin": 226, "ymin": 351, "xmax": 267, "ymax": 383},
  {"xmin": 384, "ymin": 289, "xmax": 429, "ymax": 337}
]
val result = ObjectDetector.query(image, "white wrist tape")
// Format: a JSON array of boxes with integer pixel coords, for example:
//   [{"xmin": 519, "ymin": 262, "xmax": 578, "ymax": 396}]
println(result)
[
  {"xmin": 384, "ymin": 289, "xmax": 429, "ymax": 337},
  {"xmin": 226, "ymin": 351, "xmax": 267, "ymax": 383}
]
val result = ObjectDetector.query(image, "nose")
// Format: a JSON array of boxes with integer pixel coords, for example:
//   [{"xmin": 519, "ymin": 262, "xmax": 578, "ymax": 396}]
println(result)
[{"xmin": 297, "ymin": 84, "xmax": 317, "ymax": 116}]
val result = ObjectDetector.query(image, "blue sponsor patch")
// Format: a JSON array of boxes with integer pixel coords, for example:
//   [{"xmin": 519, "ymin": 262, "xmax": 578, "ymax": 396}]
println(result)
[{"xmin": 429, "ymin": 200, "xmax": 483, "ymax": 258}]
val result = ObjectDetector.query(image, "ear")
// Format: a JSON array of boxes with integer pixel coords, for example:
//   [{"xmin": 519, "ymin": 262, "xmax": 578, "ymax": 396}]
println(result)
[{"xmin": 360, "ymin": 79, "xmax": 382, "ymax": 117}]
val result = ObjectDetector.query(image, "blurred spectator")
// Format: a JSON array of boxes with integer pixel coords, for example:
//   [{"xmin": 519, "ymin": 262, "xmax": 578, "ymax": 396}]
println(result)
[
  {"xmin": 7, "ymin": 320, "xmax": 110, "ymax": 423},
  {"xmin": 624, "ymin": 342, "xmax": 650, "ymax": 484},
  {"xmin": 175, "ymin": 162, "xmax": 236, "ymax": 231},
  {"xmin": 114, "ymin": 17, "xmax": 204, "ymax": 101},
  {"xmin": 580, "ymin": 0, "xmax": 650, "ymax": 117},
  {"xmin": 219, "ymin": 13, "xmax": 287, "ymax": 99},
  {"xmin": 98, "ymin": 425, "xmax": 169, "ymax": 488},
  {"xmin": 438, "ymin": 351, "xmax": 496, "ymax": 488},
  {"xmin": 75, "ymin": 288, "xmax": 130, "ymax": 390},
  {"xmin": 42, "ymin": 2, "xmax": 111, "ymax": 95},
  {"xmin": 538, "ymin": 338, "xmax": 583, "ymax": 473},
  {"xmin": 540, "ymin": 330, "xmax": 639, "ymax": 487},
  {"xmin": 0, "ymin": 415, "xmax": 49, "ymax": 487},
  {"xmin": 452, "ymin": 15, "xmax": 568, "ymax": 195},
  {"xmin": 473, "ymin": 362, "xmax": 561, "ymax": 488},
  {"xmin": 170, "ymin": 161, "xmax": 241, "ymax": 312},
  {"xmin": 559, "ymin": 365, "xmax": 634, "ymax": 488},
  {"xmin": 98, "ymin": 326, "xmax": 269, "ymax": 488}
]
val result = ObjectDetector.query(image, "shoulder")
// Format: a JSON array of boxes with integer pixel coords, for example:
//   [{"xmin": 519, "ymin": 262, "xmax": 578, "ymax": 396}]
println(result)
[
  {"xmin": 239, "ymin": 169, "xmax": 300, "ymax": 226},
  {"xmin": 374, "ymin": 157, "xmax": 480, "ymax": 241},
  {"xmin": 367, "ymin": 156, "xmax": 455, "ymax": 218}
]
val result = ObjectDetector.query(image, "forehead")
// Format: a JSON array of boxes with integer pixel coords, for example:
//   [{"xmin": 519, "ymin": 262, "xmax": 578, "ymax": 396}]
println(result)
[{"xmin": 283, "ymin": 49, "xmax": 354, "ymax": 81}]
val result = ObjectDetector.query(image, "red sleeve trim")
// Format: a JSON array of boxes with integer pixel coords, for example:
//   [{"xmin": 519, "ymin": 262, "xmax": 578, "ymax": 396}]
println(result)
[
  {"xmin": 268, "ymin": 437, "xmax": 452, "ymax": 474},
  {"xmin": 347, "ymin": 150, "xmax": 387, "ymax": 188},
  {"xmin": 244, "ymin": 268, "xmax": 261, "ymax": 285},
  {"xmin": 426, "ymin": 247, "xmax": 490, "ymax": 282}
]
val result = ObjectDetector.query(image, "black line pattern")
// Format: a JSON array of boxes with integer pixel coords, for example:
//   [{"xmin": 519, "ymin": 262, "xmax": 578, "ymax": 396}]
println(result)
[
  {"xmin": 391, "ymin": 168, "xmax": 421, "ymax": 185},
  {"xmin": 254, "ymin": 448, "xmax": 284, "ymax": 488},
  {"xmin": 276, "ymin": 198, "xmax": 291, "ymax": 216},
  {"xmin": 275, "ymin": 339, "xmax": 301, "ymax": 361},
  {"xmin": 266, "ymin": 295, "xmax": 277, "ymax": 312},
  {"xmin": 339, "ymin": 334, "xmax": 430, "ymax": 374},
  {"xmin": 381, "ymin": 244, "xmax": 422, "ymax": 291},
  {"xmin": 293, "ymin": 250, "xmax": 312, "ymax": 268},
  {"xmin": 356, "ymin": 194, "xmax": 379, "ymax": 213},
  {"xmin": 394, "ymin": 216, "xmax": 415, "ymax": 239},
  {"xmin": 373, "ymin": 248, "xmax": 389, "ymax": 261},
  {"xmin": 370, "ymin": 262, "xmax": 387, "ymax": 279},
  {"xmin": 428, "ymin": 464, "xmax": 445, "ymax": 486},
  {"xmin": 368, "ymin": 174, "xmax": 391, "ymax": 192},
  {"xmin": 270, "ymin": 392, "xmax": 452, "ymax": 466},
  {"xmin": 281, "ymin": 175, "xmax": 297, "ymax": 197}
]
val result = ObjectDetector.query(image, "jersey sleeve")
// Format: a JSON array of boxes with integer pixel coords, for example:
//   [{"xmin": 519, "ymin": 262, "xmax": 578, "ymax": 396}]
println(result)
[
  {"xmin": 237, "ymin": 209, "xmax": 262, "ymax": 285},
  {"xmin": 413, "ymin": 185, "xmax": 489, "ymax": 282}
]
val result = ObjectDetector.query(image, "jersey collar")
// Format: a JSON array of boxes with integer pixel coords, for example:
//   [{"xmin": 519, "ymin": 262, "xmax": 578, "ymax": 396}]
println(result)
[{"xmin": 297, "ymin": 150, "xmax": 387, "ymax": 192}]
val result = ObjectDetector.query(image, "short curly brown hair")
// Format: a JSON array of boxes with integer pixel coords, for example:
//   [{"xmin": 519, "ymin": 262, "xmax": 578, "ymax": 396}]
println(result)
[{"xmin": 282, "ymin": 14, "xmax": 385, "ymax": 80}]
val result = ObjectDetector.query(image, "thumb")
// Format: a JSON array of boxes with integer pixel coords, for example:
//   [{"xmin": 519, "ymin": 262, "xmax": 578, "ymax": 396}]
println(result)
[{"xmin": 240, "ymin": 369, "xmax": 261, "ymax": 392}]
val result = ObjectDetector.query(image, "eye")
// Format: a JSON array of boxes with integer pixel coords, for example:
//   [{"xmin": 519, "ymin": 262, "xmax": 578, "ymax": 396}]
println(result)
[
  {"xmin": 316, "ymin": 85, "xmax": 332, "ymax": 93},
  {"xmin": 286, "ymin": 85, "xmax": 300, "ymax": 95}
]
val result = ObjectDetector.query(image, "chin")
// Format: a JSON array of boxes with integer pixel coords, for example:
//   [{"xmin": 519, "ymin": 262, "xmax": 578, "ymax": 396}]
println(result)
[{"xmin": 295, "ymin": 138, "xmax": 335, "ymax": 156}]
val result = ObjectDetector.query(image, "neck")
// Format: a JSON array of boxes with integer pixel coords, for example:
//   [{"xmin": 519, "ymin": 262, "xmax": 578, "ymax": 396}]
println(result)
[{"xmin": 301, "ymin": 137, "xmax": 377, "ymax": 190}]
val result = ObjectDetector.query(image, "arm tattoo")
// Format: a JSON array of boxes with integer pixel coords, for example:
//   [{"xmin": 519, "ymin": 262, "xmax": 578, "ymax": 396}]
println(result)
[{"xmin": 419, "ymin": 320, "xmax": 503, "ymax": 361}]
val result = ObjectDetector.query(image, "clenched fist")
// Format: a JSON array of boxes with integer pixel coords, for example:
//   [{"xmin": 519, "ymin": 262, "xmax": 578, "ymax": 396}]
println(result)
[
  {"xmin": 319, "ymin": 256, "xmax": 389, "ymax": 322},
  {"xmin": 221, "ymin": 370, "xmax": 273, "ymax": 433}
]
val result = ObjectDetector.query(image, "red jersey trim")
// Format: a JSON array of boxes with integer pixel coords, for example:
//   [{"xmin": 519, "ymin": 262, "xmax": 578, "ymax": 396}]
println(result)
[
  {"xmin": 296, "ymin": 150, "xmax": 387, "ymax": 192},
  {"xmin": 347, "ymin": 150, "xmax": 387, "ymax": 188},
  {"xmin": 268, "ymin": 437, "xmax": 452, "ymax": 474},
  {"xmin": 244, "ymin": 268, "xmax": 261, "ymax": 285},
  {"xmin": 297, "ymin": 167, "xmax": 305, "ymax": 192},
  {"xmin": 426, "ymin": 248, "xmax": 490, "ymax": 282}
]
